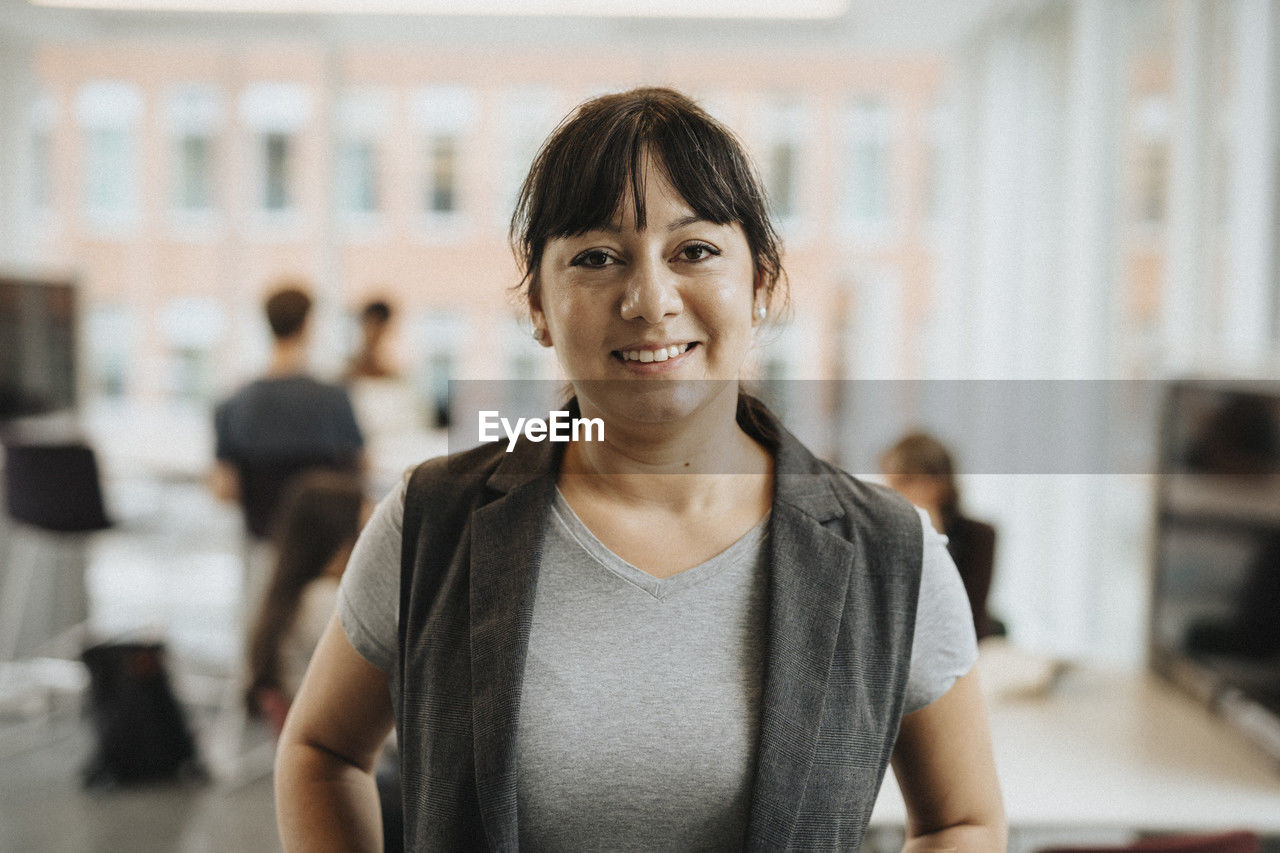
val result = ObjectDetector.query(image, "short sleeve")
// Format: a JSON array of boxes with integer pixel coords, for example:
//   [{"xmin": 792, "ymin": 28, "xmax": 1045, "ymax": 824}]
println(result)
[
  {"xmin": 336, "ymin": 474, "xmax": 407, "ymax": 672},
  {"xmin": 213, "ymin": 399, "xmax": 235, "ymax": 461},
  {"xmin": 333, "ymin": 387, "xmax": 366, "ymax": 451},
  {"xmin": 902, "ymin": 507, "xmax": 979, "ymax": 713}
]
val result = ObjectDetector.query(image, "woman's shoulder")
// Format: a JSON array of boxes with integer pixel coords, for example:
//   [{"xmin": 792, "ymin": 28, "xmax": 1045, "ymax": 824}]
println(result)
[
  {"xmin": 405, "ymin": 440, "xmax": 512, "ymax": 492},
  {"xmin": 803, "ymin": 453, "xmax": 923, "ymax": 529}
]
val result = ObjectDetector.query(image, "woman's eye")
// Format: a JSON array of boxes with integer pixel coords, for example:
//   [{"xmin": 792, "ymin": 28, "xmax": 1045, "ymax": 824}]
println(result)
[
  {"xmin": 571, "ymin": 250, "xmax": 615, "ymax": 268},
  {"xmin": 678, "ymin": 243, "xmax": 720, "ymax": 262}
]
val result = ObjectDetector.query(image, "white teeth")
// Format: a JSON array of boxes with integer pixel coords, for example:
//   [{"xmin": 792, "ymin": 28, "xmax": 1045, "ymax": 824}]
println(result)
[{"xmin": 619, "ymin": 343, "xmax": 692, "ymax": 362}]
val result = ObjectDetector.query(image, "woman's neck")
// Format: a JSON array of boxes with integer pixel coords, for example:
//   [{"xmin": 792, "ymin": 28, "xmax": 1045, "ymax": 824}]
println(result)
[{"xmin": 559, "ymin": 387, "xmax": 771, "ymax": 512}]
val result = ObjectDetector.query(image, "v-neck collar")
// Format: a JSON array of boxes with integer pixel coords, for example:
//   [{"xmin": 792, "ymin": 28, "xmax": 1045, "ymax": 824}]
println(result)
[{"xmin": 549, "ymin": 487, "xmax": 770, "ymax": 601}]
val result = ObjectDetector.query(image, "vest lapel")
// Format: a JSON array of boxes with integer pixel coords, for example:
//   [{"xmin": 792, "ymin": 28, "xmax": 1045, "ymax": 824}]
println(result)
[
  {"xmin": 744, "ymin": 412, "xmax": 859, "ymax": 849},
  {"xmin": 469, "ymin": 440, "xmax": 558, "ymax": 851}
]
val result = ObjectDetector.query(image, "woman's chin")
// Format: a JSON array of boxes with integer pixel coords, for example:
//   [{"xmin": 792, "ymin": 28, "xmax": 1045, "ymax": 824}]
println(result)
[{"xmin": 572, "ymin": 378, "xmax": 737, "ymax": 427}]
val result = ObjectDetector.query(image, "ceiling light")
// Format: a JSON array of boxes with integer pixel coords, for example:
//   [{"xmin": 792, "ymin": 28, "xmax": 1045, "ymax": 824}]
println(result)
[{"xmin": 28, "ymin": 0, "xmax": 850, "ymax": 18}]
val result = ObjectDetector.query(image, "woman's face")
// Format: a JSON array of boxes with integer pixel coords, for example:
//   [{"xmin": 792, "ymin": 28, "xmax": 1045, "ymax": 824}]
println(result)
[{"xmin": 531, "ymin": 159, "xmax": 764, "ymax": 424}]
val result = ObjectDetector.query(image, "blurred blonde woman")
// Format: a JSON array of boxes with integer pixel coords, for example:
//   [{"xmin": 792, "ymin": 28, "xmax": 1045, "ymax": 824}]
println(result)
[{"xmin": 881, "ymin": 431, "xmax": 1004, "ymax": 641}]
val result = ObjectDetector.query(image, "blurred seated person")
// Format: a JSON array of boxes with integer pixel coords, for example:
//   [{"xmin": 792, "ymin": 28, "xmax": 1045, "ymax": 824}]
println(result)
[
  {"xmin": 881, "ymin": 431, "xmax": 1006, "ymax": 640},
  {"xmin": 248, "ymin": 469, "xmax": 401, "ymax": 851},
  {"xmin": 210, "ymin": 281, "xmax": 366, "ymax": 529},
  {"xmin": 346, "ymin": 299, "xmax": 399, "ymax": 381},
  {"xmin": 246, "ymin": 471, "xmax": 368, "ymax": 724}
]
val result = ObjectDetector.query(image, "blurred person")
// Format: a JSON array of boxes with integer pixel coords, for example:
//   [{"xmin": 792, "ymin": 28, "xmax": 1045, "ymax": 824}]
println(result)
[
  {"xmin": 210, "ymin": 281, "xmax": 366, "ymax": 513},
  {"xmin": 342, "ymin": 298, "xmax": 426, "ymax": 491},
  {"xmin": 276, "ymin": 88, "xmax": 1004, "ymax": 851},
  {"xmin": 245, "ymin": 470, "xmax": 367, "ymax": 719},
  {"xmin": 345, "ymin": 299, "xmax": 399, "ymax": 381},
  {"xmin": 881, "ymin": 431, "xmax": 1005, "ymax": 641}
]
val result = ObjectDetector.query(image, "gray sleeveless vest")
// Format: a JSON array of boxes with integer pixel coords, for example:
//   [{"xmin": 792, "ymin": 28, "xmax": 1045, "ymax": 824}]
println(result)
[{"xmin": 391, "ymin": 396, "xmax": 923, "ymax": 851}]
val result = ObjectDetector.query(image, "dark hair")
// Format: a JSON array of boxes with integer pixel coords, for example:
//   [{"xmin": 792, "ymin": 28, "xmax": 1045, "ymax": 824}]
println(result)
[
  {"xmin": 510, "ymin": 87, "xmax": 786, "ymax": 311},
  {"xmin": 360, "ymin": 299, "xmax": 392, "ymax": 324},
  {"xmin": 264, "ymin": 284, "xmax": 313, "ymax": 340},
  {"xmin": 880, "ymin": 431, "xmax": 960, "ymax": 519},
  {"xmin": 246, "ymin": 470, "xmax": 364, "ymax": 709}
]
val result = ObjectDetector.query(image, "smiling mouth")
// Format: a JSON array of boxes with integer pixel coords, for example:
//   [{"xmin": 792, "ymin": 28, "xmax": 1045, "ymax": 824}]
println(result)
[{"xmin": 611, "ymin": 342, "xmax": 697, "ymax": 364}]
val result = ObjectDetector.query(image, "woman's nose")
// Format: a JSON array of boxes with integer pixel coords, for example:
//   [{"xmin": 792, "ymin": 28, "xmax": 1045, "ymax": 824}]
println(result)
[{"xmin": 619, "ymin": 256, "xmax": 682, "ymax": 324}]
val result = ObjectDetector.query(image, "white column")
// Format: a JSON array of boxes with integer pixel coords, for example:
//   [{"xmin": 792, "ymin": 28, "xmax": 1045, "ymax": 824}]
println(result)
[
  {"xmin": 1163, "ymin": 0, "xmax": 1211, "ymax": 373},
  {"xmin": 970, "ymin": 28, "xmax": 1027, "ymax": 379},
  {"xmin": 924, "ymin": 46, "xmax": 980, "ymax": 379},
  {"xmin": 314, "ymin": 42, "xmax": 346, "ymax": 379},
  {"xmin": 1223, "ymin": 0, "xmax": 1278, "ymax": 367},
  {"xmin": 1011, "ymin": 13, "xmax": 1068, "ymax": 379},
  {"xmin": 1058, "ymin": 0, "xmax": 1120, "ymax": 379}
]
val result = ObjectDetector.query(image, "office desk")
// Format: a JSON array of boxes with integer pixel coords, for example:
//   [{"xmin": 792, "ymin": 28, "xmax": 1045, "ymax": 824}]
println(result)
[{"xmin": 871, "ymin": 666, "xmax": 1280, "ymax": 832}]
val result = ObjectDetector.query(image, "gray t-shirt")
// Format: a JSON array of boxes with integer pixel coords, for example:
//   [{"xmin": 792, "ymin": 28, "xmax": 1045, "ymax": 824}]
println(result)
[{"xmin": 338, "ymin": 475, "xmax": 977, "ymax": 849}]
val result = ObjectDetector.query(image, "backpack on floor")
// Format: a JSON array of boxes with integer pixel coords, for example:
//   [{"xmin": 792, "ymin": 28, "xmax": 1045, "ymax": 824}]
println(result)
[{"xmin": 80, "ymin": 641, "xmax": 203, "ymax": 787}]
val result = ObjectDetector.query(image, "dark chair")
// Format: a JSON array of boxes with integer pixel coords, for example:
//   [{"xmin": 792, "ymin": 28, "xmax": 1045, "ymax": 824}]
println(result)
[
  {"xmin": 1, "ymin": 441, "xmax": 111, "ymax": 661},
  {"xmin": 3, "ymin": 442, "xmax": 110, "ymax": 534},
  {"xmin": 1039, "ymin": 830, "xmax": 1261, "ymax": 853}
]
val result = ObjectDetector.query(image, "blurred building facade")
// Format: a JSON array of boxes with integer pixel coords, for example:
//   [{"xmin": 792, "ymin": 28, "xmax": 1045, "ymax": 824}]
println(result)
[
  {"xmin": 18, "ymin": 37, "xmax": 948, "ymax": 415},
  {"xmin": 1, "ymin": 0, "xmax": 1278, "ymax": 662}
]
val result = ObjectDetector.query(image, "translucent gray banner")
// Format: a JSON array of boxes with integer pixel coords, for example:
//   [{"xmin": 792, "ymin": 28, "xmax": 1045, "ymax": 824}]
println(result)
[{"xmin": 444, "ymin": 379, "xmax": 1280, "ymax": 476}]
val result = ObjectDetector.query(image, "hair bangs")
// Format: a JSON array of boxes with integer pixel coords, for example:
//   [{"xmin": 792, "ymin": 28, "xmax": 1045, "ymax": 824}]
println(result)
[{"xmin": 511, "ymin": 87, "xmax": 785, "ymax": 309}]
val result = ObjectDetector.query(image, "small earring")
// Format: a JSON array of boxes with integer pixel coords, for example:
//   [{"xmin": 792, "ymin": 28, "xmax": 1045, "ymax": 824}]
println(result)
[
  {"xmin": 531, "ymin": 326, "xmax": 546, "ymax": 343},
  {"xmin": 754, "ymin": 305, "xmax": 767, "ymax": 322}
]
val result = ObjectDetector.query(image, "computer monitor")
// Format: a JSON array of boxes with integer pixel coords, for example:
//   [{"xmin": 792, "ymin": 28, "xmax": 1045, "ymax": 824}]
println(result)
[
  {"xmin": 0, "ymin": 275, "xmax": 78, "ymax": 421},
  {"xmin": 1150, "ymin": 380, "xmax": 1280, "ymax": 761}
]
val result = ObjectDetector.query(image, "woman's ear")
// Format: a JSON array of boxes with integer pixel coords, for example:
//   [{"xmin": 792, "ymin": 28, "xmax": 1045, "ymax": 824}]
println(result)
[
  {"xmin": 751, "ymin": 274, "xmax": 769, "ymax": 328},
  {"xmin": 529, "ymin": 296, "xmax": 552, "ymax": 348}
]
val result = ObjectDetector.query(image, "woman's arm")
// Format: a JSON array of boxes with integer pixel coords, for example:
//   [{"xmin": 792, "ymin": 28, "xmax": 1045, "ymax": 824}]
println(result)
[
  {"xmin": 275, "ymin": 613, "xmax": 395, "ymax": 852},
  {"xmin": 891, "ymin": 668, "xmax": 1007, "ymax": 852}
]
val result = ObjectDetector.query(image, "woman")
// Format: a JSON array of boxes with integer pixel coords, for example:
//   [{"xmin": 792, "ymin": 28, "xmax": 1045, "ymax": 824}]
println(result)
[
  {"xmin": 276, "ymin": 87, "xmax": 1005, "ymax": 851},
  {"xmin": 246, "ymin": 470, "xmax": 365, "ymax": 724},
  {"xmin": 881, "ymin": 431, "xmax": 1005, "ymax": 641}
]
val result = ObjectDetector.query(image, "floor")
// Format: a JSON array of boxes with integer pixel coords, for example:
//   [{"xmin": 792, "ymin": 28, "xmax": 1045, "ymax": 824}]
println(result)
[
  {"xmin": 0, "ymin": 721, "xmax": 280, "ymax": 853},
  {"xmin": 0, "ymin": 474, "xmax": 282, "ymax": 853},
  {"xmin": 3, "ymin": 472, "xmax": 1279, "ymax": 852}
]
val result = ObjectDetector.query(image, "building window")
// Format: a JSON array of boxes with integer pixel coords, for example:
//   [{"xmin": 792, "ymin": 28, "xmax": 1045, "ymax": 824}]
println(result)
[
  {"xmin": 239, "ymin": 82, "xmax": 311, "ymax": 220},
  {"xmin": 166, "ymin": 85, "xmax": 220, "ymax": 215},
  {"xmin": 1133, "ymin": 94, "xmax": 1170, "ymax": 226},
  {"xmin": 262, "ymin": 132, "xmax": 292, "ymax": 211},
  {"xmin": 75, "ymin": 81, "xmax": 142, "ymax": 227},
  {"xmin": 924, "ymin": 103, "xmax": 951, "ymax": 227},
  {"xmin": 768, "ymin": 141, "xmax": 798, "ymax": 220},
  {"xmin": 335, "ymin": 88, "xmax": 389, "ymax": 223},
  {"xmin": 85, "ymin": 303, "xmax": 133, "ymax": 401},
  {"xmin": 760, "ymin": 99, "xmax": 804, "ymax": 225},
  {"xmin": 841, "ymin": 99, "xmax": 892, "ymax": 231},
  {"xmin": 336, "ymin": 138, "xmax": 378, "ymax": 214},
  {"xmin": 84, "ymin": 129, "xmax": 133, "ymax": 214},
  {"xmin": 175, "ymin": 135, "xmax": 214, "ymax": 210},
  {"xmin": 411, "ymin": 86, "xmax": 476, "ymax": 229},
  {"xmin": 426, "ymin": 135, "xmax": 458, "ymax": 214},
  {"xmin": 498, "ymin": 88, "xmax": 559, "ymax": 226},
  {"xmin": 159, "ymin": 297, "xmax": 224, "ymax": 403},
  {"xmin": 408, "ymin": 311, "xmax": 467, "ymax": 428},
  {"xmin": 27, "ymin": 95, "xmax": 55, "ymax": 213}
]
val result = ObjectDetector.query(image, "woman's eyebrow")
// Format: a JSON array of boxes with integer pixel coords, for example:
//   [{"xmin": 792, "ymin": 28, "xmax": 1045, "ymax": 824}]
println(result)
[
  {"xmin": 575, "ymin": 213, "xmax": 707, "ymax": 236},
  {"xmin": 666, "ymin": 213, "xmax": 706, "ymax": 232}
]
